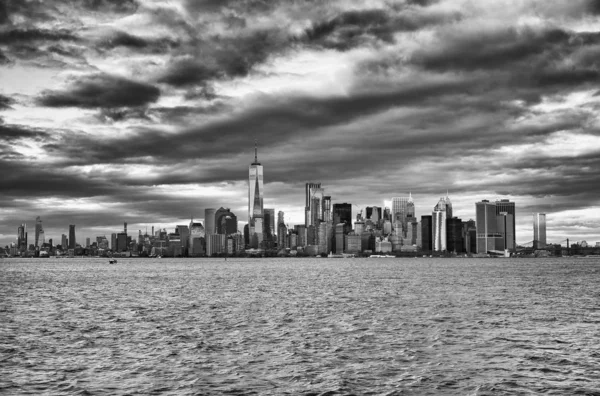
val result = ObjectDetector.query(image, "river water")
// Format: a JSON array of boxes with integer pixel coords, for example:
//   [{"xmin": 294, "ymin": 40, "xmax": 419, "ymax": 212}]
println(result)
[{"xmin": 1, "ymin": 257, "xmax": 599, "ymax": 395}]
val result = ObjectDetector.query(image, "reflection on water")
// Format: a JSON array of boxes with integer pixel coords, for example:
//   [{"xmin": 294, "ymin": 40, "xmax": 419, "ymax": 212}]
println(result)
[{"xmin": 1, "ymin": 257, "xmax": 600, "ymax": 395}]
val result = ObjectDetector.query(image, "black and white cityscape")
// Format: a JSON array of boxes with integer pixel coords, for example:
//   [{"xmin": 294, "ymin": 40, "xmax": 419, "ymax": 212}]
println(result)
[{"xmin": 1, "ymin": 0, "xmax": 600, "ymax": 255}]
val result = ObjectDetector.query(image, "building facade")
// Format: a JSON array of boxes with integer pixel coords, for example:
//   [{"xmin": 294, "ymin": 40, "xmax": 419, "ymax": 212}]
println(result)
[{"xmin": 533, "ymin": 212, "xmax": 547, "ymax": 249}]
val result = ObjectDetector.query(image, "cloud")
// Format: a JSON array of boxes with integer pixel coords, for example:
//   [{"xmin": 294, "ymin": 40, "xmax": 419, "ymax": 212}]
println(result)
[
  {"xmin": 0, "ymin": 94, "xmax": 15, "ymax": 110},
  {"xmin": 37, "ymin": 73, "xmax": 160, "ymax": 109}
]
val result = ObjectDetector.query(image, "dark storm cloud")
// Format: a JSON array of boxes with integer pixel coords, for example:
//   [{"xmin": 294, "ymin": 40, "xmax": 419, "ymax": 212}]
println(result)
[
  {"xmin": 97, "ymin": 30, "xmax": 179, "ymax": 53},
  {"xmin": 0, "ymin": 28, "xmax": 78, "ymax": 44},
  {"xmin": 37, "ymin": 74, "xmax": 160, "ymax": 109},
  {"xmin": 0, "ymin": 123, "xmax": 53, "ymax": 142},
  {"xmin": 158, "ymin": 29, "xmax": 287, "ymax": 87},
  {"xmin": 303, "ymin": 8, "xmax": 461, "ymax": 50},
  {"xmin": 0, "ymin": 94, "xmax": 15, "ymax": 110}
]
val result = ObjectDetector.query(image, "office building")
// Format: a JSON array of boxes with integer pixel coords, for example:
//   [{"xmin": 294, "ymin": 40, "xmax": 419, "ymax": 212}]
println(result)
[
  {"xmin": 476, "ymin": 200, "xmax": 502, "ymax": 253},
  {"xmin": 446, "ymin": 217, "xmax": 464, "ymax": 253},
  {"xmin": 497, "ymin": 212, "xmax": 514, "ymax": 251},
  {"xmin": 86, "ymin": 237, "xmax": 91, "ymax": 248},
  {"xmin": 204, "ymin": 208, "xmax": 216, "ymax": 235},
  {"xmin": 346, "ymin": 232, "xmax": 361, "ymax": 254},
  {"xmin": 189, "ymin": 219, "xmax": 205, "ymax": 256},
  {"xmin": 35, "ymin": 216, "xmax": 43, "ymax": 247},
  {"xmin": 432, "ymin": 210, "xmax": 446, "ymax": 251},
  {"xmin": 264, "ymin": 208, "xmax": 275, "ymax": 240},
  {"xmin": 333, "ymin": 203, "xmax": 352, "ymax": 227},
  {"xmin": 305, "ymin": 183, "xmax": 324, "ymax": 227},
  {"xmin": 421, "ymin": 215, "xmax": 433, "ymax": 252},
  {"xmin": 175, "ymin": 225, "xmax": 190, "ymax": 251},
  {"xmin": 215, "ymin": 207, "xmax": 238, "ymax": 235},
  {"xmin": 533, "ymin": 213, "xmax": 547, "ymax": 249},
  {"xmin": 495, "ymin": 199, "xmax": 516, "ymax": 251},
  {"xmin": 69, "ymin": 224, "xmax": 76, "ymax": 249},
  {"xmin": 322, "ymin": 196, "xmax": 332, "ymax": 223},
  {"xmin": 17, "ymin": 224, "xmax": 26, "ymax": 249},
  {"xmin": 248, "ymin": 142, "xmax": 264, "ymax": 235}
]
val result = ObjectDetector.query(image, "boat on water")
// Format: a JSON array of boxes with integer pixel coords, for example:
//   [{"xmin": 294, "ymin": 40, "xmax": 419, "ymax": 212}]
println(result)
[
  {"xmin": 327, "ymin": 252, "xmax": 344, "ymax": 258},
  {"xmin": 370, "ymin": 255, "xmax": 396, "ymax": 258},
  {"xmin": 109, "ymin": 259, "xmax": 117, "ymax": 264}
]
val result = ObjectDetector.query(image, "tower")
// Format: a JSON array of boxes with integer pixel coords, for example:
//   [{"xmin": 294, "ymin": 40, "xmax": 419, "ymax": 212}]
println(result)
[
  {"xmin": 35, "ymin": 216, "xmax": 43, "ymax": 247},
  {"xmin": 69, "ymin": 224, "xmax": 76, "ymax": 249},
  {"xmin": 305, "ymin": 183, "xmax": 324, "ymax": 227},
  {"xmin": 533, "ymin": 213, "xmax": 546, "ymax": 249},
  {"xmin": 495, "ymin": 199, "xmax": 516, "ymax": 251},
  {"xmin": 248, "ymin": 141, "xmax": 264, "ymax": 246}
]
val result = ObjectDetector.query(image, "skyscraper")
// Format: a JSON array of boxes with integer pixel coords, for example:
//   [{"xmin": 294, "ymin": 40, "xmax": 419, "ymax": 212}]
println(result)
[
  {"xmin": 322, "ymin": 196, "xmax": 332, "ymax": 223},
  {"xmin": 476, "ymin": 200, "xmax": 502, "ymax": 253},
  {"xmin": 204, "ymin": 208, "xmax": 216, "ymax": 235},
  {"xmin": 17, "ymin": 224, "xmax": 26, "ymax": 249},
  {"xmin": 35, "ymin": 216, "xmax": 43, "ymax": 247},
  {"xmin": 305, "ymin": 183, "xmax": 324, "ymax": 227},
  {"xmin": 69, "ymin": 224, "xmax": 76, "ymax": 249},
  {"xmin": 495, "ymin": 199, "xmax": 516, "ymax": 251},
  {"xmin": 248, "ymin": 142, "xmax": 264, "ymax": 245},
  {"xmin": 432, "ymin": 210, "xmax": 446, "ymax": 252},
  {"xmin": 445, "ymin": 192, "xmax": 453, "ymax": 219},
  {"xmin": 264, "ymin": 208, "xmax": 275, "ymax": 238},
  {"xmin": 333, "ymin": 203, "xmax": 352, "ymax": 226},
  {"xmin": 533, "ymin": 213, "xmax": 546, "ymax": 249},
  {"xmin": 215, "ymin": 207, "xmax": 238, "ymax": 235}
]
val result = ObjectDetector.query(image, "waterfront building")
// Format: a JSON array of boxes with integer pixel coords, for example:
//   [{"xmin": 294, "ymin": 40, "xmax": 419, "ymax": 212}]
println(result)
[
  {"xmin": 333, "ymin": 203, "xmax": 352, "ymax": 227},
  {"xmin": 86, "ymin": 237, "xmax": 91, "ymax": 248},
  {"xmin": 175, "ymin": 225, "xmax": 190, "ymax": 252},
  {"xmin": 38, "ymin": 229, "xmax": 45, "ymax": 248},
  {"xmin": 495, "ymin": 199, "xmax": 516, "ymax": 251},
  {"xmin": 463, "ymin": 220, "xmax": 477, "ymax": 253},
  {"xmin": 345, "ymin": 232, "xmax": 361, "ymax": 254},
  {"xmin": 375, "ymin": 237, "xmax": 392, "ymax": 253},
  {"xmin": 416, "ymin": 221, "xmax": 422, "ymax": 248},
  {"xmin": 335, "ymin": 223, "xmax": 346, "ymax": 254},
  {"xmin": 445, "ymin": 192, "xmax": 453, "ymax": 219},
  {"xmin": 533, "ymin": 213, "xmax": 547, "ymax": 249},
  {"xmin": 111, "ymin": 233, "xmax": 117, "ymax": 251},
  {"xmin": 69, "ymin": 224, "xmax": 76, "ymax": 249},
  {"xmin": 354, "ymin": 216, "xmax": 365, "ymax": 236},
  {"xmin": 17, "ymin": 224, "xmax": 26, "ymax": 250},
  {"xmin": 497, "ymin": 212, "xmax": 514, "ymax": 251},
  {"xmin": 476, "ymin": 200, "xmax": 502, "ymax": 253},
  {"xmin": 322, "ymin": 196, "xmax": 332, "ymax": 223},
  {"xmin": 35, "ymin": 216, "xmax": 43, "ymax": 248},
  {"xmin": 248, "ymin": 142, "xmax": 264, "ymax": 244},
  {"xmin": 116, "ymin": 232, "xmax": 127, "ymax": 252},
  {"xmin": 189, "ymin": 219, "xmax": 205, "ymax": 256},
  {"xmin": 421, "ymin": 215, "xmax": 433, "ymax": 252},
  {"xmin": 206, "ymin": 233, "xmax": 226, "ymax": 256},
  {"xmin": 277, "ymin": 211, "xmax": 287, "ymax": 249},
  {"xmin": 205, "ymin": 208, "xmax": 216, "ymax": 235},
  {"xmin": 317, "ymin": 221, "xmax": 328, "ymax": 254},
  {"xmin": 305, "ymin": 183, "xmax": 324, "ymax": 227},
  {"xmin": 383, "ymin": 220, "xmax": 392, "ymax": 235},
  {"xmin": 432, "ymin": 210, "xmax": 446, "ymax": 252},
  {"xmin": 389, "ymin": 233, "xmax": 402, "ymax": 252},
  {"xmin": 446, "ymin": 217, "xmax": 464, "ymax": 253}
]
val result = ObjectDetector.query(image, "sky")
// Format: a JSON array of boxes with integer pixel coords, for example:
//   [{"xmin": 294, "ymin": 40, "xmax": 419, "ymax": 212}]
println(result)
[{"xmin": 1, "ymin": 0, "xmax": 600, "ymax": 247}]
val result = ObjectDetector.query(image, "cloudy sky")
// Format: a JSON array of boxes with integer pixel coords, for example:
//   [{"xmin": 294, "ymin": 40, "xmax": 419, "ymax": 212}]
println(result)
[{"xmin": 1, "ymin": 0, "xmax": 600, "ymax": 247}]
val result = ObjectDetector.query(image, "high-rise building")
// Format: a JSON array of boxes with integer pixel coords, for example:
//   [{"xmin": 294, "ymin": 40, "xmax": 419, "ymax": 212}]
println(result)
[
  {"xmin": 62, "ymin": 234, "xmax": 67, "ymax": 248},
  {"xmin": 533, "ymin": 213, "xmax": 547, "ymax": 249},
  {"xmin": 205, "ymin": 208, "xmax": 216, "ymax": 235},
  {"xmin": 264, "ymin": 208, "xmax": 275, "ymax": 240},
  {"xmin": 322, "ymin": 196, "xmax": 332, "ymax": 223},
  {"xmin": 111, "ymin": 233, "xmax": 117, "ymax": 251},
  {"xmin": 432, "ymin": 210, "xmax": 446, "ymax": 251},
  {"xmin": 69, "ymin": 224, "xmax": 76, "ymax": 249},
  {"xmin": 17, "ymin": 224, "xmax": 26, "ymax": 249},
  {"xmin": 35, "ymin": 216, "xmax": 43, "ymax": 247},
  {"xmin": 248, "ymin": 142, "xmax": 264, "ymax": 224},
  {"xmin": 476, "ymin": 200, "xmax": 502, "ymax": 253},
  {"xmin": 366, "ymin": 206, "xmax": 382, "ymax": 223},
  {"xmin": 86, "ymin": 237, "xmax": 91, "ymax": 248},
  {"xmin": 421, "ymin": 215, "xmax": 433, "ymax": 252},
  {"xmin": 392, "ymin": 194, "xmax": 415, "ymax": 237},
  {"xmin": 305, "ymin": 183, "xmax": 324, "ymax": 227},
  {"xmin": 446, "ymin": 217, "xmax": 463, "ymax": 253},
  {"xmin": 189, "ymin": 219, "xmax": 205, "ymax": 256},
  {"xmin": 215, "ymin": 207, "xmax": 238, "ymax": 235},
  {"xmin": 333, "ymin": 203, "xmax": 352, "ymax": 226},
  {"xmin": 495, "ymin": 199, "xmax": 516, "ymax": 251},
  {"xmin": 445, "ymin": 192, "xmax": 453, "ymax": 219},
  {"xmin": 176, "ymin": 225, "xmax": 190, "ymax": 251},
  {"xmin": 497, "ymin": 212, "xmax": 514, "ymax": 251}
]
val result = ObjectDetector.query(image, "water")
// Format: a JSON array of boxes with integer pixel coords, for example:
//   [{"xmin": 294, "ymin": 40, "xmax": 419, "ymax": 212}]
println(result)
[{"xmin": 1, "ymin": 257, "xmax": 600, "ymax": 395}]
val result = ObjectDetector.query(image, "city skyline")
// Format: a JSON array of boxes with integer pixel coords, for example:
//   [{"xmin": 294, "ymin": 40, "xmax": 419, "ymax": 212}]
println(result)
[{"xmin": 1, "ymin": 1, "xmax": 600, "ymax": 246}]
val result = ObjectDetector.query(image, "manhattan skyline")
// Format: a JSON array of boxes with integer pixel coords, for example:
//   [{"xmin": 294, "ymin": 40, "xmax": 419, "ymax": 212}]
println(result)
[{"xmin": 1, "ymin": 0, "xmax": 600, "ymax": 246}]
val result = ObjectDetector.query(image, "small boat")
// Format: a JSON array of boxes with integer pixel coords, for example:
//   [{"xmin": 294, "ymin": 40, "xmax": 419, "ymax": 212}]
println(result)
[{"xmin": 109, "ymin": 259, "xmax": 117, "ymax": 264}]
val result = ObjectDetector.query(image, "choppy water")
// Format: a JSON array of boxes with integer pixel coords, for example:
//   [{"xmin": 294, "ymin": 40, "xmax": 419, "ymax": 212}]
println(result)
[{"xmin": 1, "ymin": 257, "xmax": 600, "ymax": 395}]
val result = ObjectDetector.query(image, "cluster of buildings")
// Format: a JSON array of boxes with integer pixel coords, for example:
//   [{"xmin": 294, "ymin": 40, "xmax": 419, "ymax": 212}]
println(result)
[{"xmin": 4, "ymin": 146, "xmax": 598, "ymax": 258}]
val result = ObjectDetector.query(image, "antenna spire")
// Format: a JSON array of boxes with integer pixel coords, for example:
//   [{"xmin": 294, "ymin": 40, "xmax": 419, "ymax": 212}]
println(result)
[{"xmin": 254, "ymin": 139, "xmax": 258, "ymax": 163}]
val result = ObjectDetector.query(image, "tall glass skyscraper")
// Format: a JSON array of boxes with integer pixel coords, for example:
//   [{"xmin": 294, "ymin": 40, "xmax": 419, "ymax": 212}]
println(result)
[
  {"xmin": 533, "ymin": 213, "xmax": 546, "ymax": 249},
  {"xmin": 248, "ymin": 142, "xmax": 264, "ymax": 245},
  {"xmin": 495, "ymin": 199, "xmax": 516, "ymax": 251},
  {"xmin": 305, "ymin": 183, "xmax": 324, "ymax": 227},
  {"xmin": 35, "ymin": 216, "xmax": 43, "ymax": 247},
  {"xmin": 69, "ymin": 224, "xmax": 76, "ymax": 249}
]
